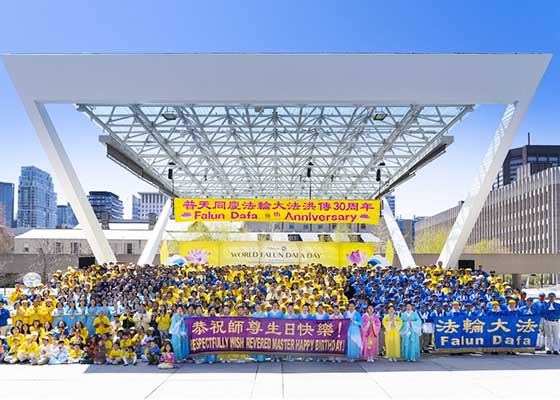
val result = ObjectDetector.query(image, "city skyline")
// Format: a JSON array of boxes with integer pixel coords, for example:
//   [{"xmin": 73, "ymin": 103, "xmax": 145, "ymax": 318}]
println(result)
[{"xmin": 0, "ymin": 1, "xmax": 558, "ymax": 219}]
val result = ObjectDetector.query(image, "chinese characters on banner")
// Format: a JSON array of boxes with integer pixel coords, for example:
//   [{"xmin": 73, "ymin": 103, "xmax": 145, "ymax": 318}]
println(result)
[
  {"xmin": 185, "ymin": 317, "xmax": 350, "ymax": 356},
  {"xmin": 434, "ymin": 315, "xmax": 541, "ymax": 351},
  {"xmin": 174, "ymin": 198, "xmax": 381, "ymax": 225}
]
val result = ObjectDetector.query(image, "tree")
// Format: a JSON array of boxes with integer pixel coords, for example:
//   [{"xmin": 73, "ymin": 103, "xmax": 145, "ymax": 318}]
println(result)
[
  {"xmin": 36, "ymin": 239, "xmax": 60, "ymax": 283},
  {"xmin": 332, "ymin": 224, "xmax": 352, "ymax": 242},
  {"xmin": 465, "ymin": 239, "xmax": 510, "ymax": 254},
  {"xmin": 414, "ymin": 228, "xmax": 449, "ymax": 253},
  {"xmin": 187, "ymin": 221, "xmax": 212, "ymax": 241},
  {"xmin": 0, "ymin": 225, "xmax": 14, "ymax": 254}
]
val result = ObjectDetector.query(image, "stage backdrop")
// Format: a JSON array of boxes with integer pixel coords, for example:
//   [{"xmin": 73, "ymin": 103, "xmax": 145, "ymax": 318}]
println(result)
[
  {"xmin": 161, "ymin": 240, "xmax": 374, "ymax": 267},
  {"xmin": 174, "ymin": 198, "xmax": 381, "ymax": 224},
  {"xmin": 434, "ymin": 315, "xmax": 540, "ymax": 352},
  {"xmin": 185, "ymin": 316, "xmax": 350, "ymax": 356}
]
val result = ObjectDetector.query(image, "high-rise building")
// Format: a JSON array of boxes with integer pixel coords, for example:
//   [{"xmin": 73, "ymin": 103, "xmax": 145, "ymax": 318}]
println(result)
[
  {"xmin": 131, "ymin": 195, "xmax": 141, "ymax": 220},
  {"xmin": 396, "ymin": 216, "xmax": 424, "ymax": 249},
  {"xmin": 385, "ymin": 194, "xmax": 396, "ymax": 216},
  {"xmin": 17, "ymin": 166, "xmax": 58, "ymax": 228},
  {"xmin": 0, "ymin": 181, "xmax": 15, "ymax": 227},
  {"xmin": 416, "ymin": 163, "xmax": 560, "ymax": 254},
  {"xmin": 138, "ymin": 192, "xmax": 167, "ymax": 219},
  {"xmin": 87, "ymin": 191, "xmax": 124, "ymax": 220},
  {"xmin": 57, "ymin": 203, "xmax": 78, "ymax": 228},
  {"xmin": 493, "ymin": 144, "xmax": 560, "ymax": 189}
]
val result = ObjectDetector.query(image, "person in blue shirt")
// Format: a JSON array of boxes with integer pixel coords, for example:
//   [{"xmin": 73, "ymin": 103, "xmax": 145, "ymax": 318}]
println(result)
[
  {"xmin": 504, "ymin": 299, "xmax": 519, "ymax": 316},
  {"xmin": 543, "ymin": 292, "xmax": 560, "ymax": 354},
  {"xmin": 267, "ymin": 301, "xmax": 284, "ymax": 319},
  {"xmin": 520, "ymin": 297, "xmax": 541, "ymax": 316},
  {"xmin": 447, "ymin": 301, "xmax": 465, "ymax": 318},
  {"xmin": 315, "ymin": 304, "xmax": 329, "ymax": 320},
  {"xmin": 299, "ymin": 303, "xmax": 314, "ymax": 319},
  {"xmin": 0, "ymin": 301, "xmax": 10, "ymax": 337}
]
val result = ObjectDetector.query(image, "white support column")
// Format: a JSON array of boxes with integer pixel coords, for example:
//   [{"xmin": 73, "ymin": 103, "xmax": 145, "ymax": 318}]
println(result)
[
  {"xmin": 138, "ymin": 198, "xmax": 172, "ymax": 265},
  {"xmin": 23, "ymin": 102, "xmax": 117, "ymax": 264},
  {"xmin": 382, "ymin": 197, "xmax": 415, "ymax": 268},
  {"xmin": 439, "ymin": 102, "xmax": 528, "ymax": 268}
]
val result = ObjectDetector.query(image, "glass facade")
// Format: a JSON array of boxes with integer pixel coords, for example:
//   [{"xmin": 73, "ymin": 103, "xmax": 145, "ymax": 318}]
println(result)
[
  {"xmin": 17, "ymin": 166, "xmax": 57, "ymax": 228},
  {"xmin": 57, "ymin": 203, "xmax": 78, "ymax": 228},
  {"xmin": 0, "ymin": 181, "xmax": 15, "ymax": 227},
  {"xmin": 88, "ymin": 191, "xmax": 124, "ymax": 220}
]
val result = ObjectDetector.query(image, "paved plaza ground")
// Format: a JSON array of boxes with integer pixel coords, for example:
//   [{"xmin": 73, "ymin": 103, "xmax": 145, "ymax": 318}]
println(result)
[{"xmin": 2, "ymin": 353, "xmax": 560, "ymax": 399}]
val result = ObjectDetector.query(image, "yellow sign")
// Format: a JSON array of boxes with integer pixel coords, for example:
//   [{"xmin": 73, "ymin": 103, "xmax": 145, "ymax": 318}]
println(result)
[
  {"xmin": 174, "ymin": 198, "xmax": 381, "ymax": 224},
  {"xmin": 161, "ymin": 241, "xmax": 374, "ymax": 267}
]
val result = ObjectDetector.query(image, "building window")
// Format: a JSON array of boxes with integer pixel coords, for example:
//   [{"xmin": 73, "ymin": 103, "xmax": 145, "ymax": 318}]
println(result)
[
  {"xmin": 55, "ymin": 242, "xmax": 62, "ymax": 254},
  {"xmin": 126, "ymin": 243, "xmax": 133, "ymax": 254},
  {"xmin": 23, "ymin": 244, "xmax": 29, "ymax": 253},
  {"xmin": 71, "ymin": 242, "xmax": 79, "ymax": 255}
]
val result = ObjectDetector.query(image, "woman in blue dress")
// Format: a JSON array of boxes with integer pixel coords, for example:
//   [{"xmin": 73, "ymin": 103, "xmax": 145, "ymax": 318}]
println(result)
[
  {"xmin": 343, "ymin": 301, "xmax": 363, "ymax": 361},
  {"xmin": 267, "ymin": 301, "xmax": 284, "ymax": 362},
  {"xmin": 84, "ymin": 298, "xmax": 97, "ymax": 335},
  {"xmin": 251, "ymin": 303, "xmax": 268, "ymax": 362},
  {"xmin": 63, "ymin": 301, "xmax": 78, "ymax": 330},
  {"xmin": 400, "ymin": 302, "xmax": 422, "ymax": 362},
  {"xmin": 169, "ymin": 306, "xmax": 189, "ymax": 362},
  {"xmin": 52, "ymin": 302, "xmax": 65, "ymax": 328},
  {"xmin": 75, "ymin": 299, "xmax": 88, "ymax": 327}
]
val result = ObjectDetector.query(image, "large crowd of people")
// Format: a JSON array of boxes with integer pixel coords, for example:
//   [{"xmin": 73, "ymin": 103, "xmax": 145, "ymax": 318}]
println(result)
[{"xmin": 1, "ymin": 262, "xmax": 559, "ymax": 367}]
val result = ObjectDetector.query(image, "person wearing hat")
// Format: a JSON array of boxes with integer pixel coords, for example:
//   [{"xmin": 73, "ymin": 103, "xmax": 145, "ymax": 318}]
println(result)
[
  {"xmin": 447, "ymin": 301, "xmax": 464, "ymax": 318},
  {"xmin": 543, "ymin": 292, "xmax": 560, "ymax": 355},
  {"xmin": 16, "ymin": 331, "xmax": 40, "ymax": 363},
  {"xmin": 34, "ymin": 335, "xmax": 53, "ymax": 365},
  {"xmin": 505, "ymin": 299, "xmax": 519, "ymax": 316}
]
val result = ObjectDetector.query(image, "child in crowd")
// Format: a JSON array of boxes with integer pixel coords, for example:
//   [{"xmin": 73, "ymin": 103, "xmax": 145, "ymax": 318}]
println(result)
[
  {"xmin": 146, "ymin": 339, "xmax": 161, "ymax": 365},
  {"xmin": 49, "ymin": 340, "xmax": 69, "ymax": 365},
  {"xmin": 123, "ymin": 345, "xmax": 137, "ymax": 366},
  {"xmin": 0, "ymin": 337, "xmax": 7, "ymax": 363},
  {"xmin": 158, "ymin": 342, "xmax": 175, "ymax": 369},
  {"xmin": 107, "ymin": 342, "xmax": 123, "ymax": 365},
  {"xmin": 68, "ymin": 343, "xmax": 84, "ymax": 364},
  {"xmin": 93, "ymin": 336, "xmax": 107, "ymax": 365}
]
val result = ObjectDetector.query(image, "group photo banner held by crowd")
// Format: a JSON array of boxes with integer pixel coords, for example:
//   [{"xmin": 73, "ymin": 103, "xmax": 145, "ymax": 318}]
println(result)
[
  {"xmin": 174, "ymin": 198, "xmax": 381, "ymax": 224},
  {"xmin": 434, "ymin": 315, "xmax": 541, "ymax": 352},
  {"xmin": 184, "ymin": 317, "xmax": 350, "ymax": 356}
]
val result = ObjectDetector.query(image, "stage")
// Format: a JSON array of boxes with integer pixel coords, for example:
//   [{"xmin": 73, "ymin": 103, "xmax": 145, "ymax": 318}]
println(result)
[{"xmin": 2, "ymin": 353, "xmax": 558, "ymax": 399}]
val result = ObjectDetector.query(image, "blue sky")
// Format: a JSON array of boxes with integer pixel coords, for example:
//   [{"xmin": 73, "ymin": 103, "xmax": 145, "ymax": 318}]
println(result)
[{"xmin": 0, "ymin": 0, "xmax": 558, "ymax": 218}]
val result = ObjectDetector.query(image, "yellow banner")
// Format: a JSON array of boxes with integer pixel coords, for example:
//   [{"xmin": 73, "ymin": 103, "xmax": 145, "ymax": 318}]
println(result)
[
  {"xmin": 161, "ymin": 241, "xmax": 374, "ymax": 267},
  {"xmin": 174, "ymin": 198, "xmax": 380, "ymax": 224}
]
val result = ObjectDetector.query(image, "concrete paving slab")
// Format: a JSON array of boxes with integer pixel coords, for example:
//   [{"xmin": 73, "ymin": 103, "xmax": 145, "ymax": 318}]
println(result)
[{"xmin": 1, "ymin": 354, "xmax": 560, "ymax": 399}]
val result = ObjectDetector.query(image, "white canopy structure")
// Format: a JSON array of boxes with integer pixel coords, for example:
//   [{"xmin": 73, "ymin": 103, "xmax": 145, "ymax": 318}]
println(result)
[{"xmin": 2, "ymin": 53, "xmax": 550, "ymax": 268}]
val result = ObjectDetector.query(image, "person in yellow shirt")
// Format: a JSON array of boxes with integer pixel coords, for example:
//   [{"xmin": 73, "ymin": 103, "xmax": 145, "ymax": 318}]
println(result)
[
  {"xmin": 39, "ymin": 299, "xmax": 55, "ymax": 325},
  {"xmin": 107, "ymin": 342, "xmax": 123, "ymax": 365},
  {"xmin": 9, "ymin": 283, "xmax": 25, "ymax": 305},
  {"xmin": 68, "ymin": 343, "xmax": 84, "ymax": 364},
  {"xmin": 16, "ymin": 332, "xmax": 40, "ymax": 363},
  {"xmin": 383, "ymin": 305, "xmax": 402, "ymax": 362},
  {"xmin": 156, "ymin": 308, "xmax": 171, "ymax": 340},
  {"xmin": 93, "ymin": 311, "xmax": 111, "ymax": 335},
  {"xmin": 123, "ymin": 345, "xmax": 137, "ymax": 366}
]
